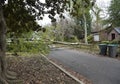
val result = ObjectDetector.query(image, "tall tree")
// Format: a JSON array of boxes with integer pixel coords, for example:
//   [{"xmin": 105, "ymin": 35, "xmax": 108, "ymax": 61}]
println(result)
[
  {"xmin": 53, "ymin": 18, "xmax": 75, "ymax": 41},
  {"xmin": 73, "ymin": 9, "xmax": 92, "ymax": 40},
  {"xmin": 0, "ymin": 0, "xmax": 68, "ymax": 83},
  {"xmin": 92, "ymin": 4, "xmax": 103, "ymax": 31},
  {"xmin": 108, "ymin": 0, "xmax": 120, "ymax": 27},
  {"xmin": 70, "ymin": 0, "xmax": 95, "ymax": 44}
]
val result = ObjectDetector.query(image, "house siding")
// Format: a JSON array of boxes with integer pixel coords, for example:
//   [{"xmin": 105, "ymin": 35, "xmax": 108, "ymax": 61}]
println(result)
[
  {"xmin": 100, "ymin": 31, "xmax": 108, "ymax": 41},
  {"xmin": 108, "ymin": 29, "xmax": 120, "ymax": 41}
]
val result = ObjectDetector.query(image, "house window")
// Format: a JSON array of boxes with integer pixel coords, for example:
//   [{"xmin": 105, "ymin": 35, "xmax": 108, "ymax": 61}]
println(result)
[{"xmin": 111, "ymin": 33, "xmax": 115, "ymax": 40}]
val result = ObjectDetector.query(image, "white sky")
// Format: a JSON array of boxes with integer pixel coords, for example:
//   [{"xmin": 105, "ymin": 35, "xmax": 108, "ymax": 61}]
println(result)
[
  {"xmin": 97, "ymin": 0, "xmax": 111, "ymax": 7},
  {"xmin": 37, "ymin": 15, "xmax": 51, "ymax": 26},
  {"xmin": 37, "ymin": 0, "xmax": 112, "ymax": 26},
  {"xmin": 96, "ymin": 0, "xmax": 111, "ymax": 18}
]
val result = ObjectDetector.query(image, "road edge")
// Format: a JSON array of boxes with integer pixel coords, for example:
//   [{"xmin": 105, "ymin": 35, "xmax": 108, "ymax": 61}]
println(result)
[{"xmin": 41, "ymin": 54, "xmax": 84, "ymax": 84}]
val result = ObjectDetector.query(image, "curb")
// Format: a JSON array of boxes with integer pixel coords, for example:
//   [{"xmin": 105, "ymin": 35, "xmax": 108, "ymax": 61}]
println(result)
[{"xmin": 41, "ymin": 54, "xmax": 84, "ymax": 84}]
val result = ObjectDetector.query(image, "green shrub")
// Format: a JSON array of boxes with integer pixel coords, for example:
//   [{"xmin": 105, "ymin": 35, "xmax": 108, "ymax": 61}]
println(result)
[
  {"xmin": 101, "ymin": 40, "xmax": 120, "ymax": 44},
  {"xmin": 87, "ymin": 35, "xmax": 93, "ymax": 43},
  {"xmin": 101, "ymin": 41, "xmax": 110, "ymax": 44},
  {"xmin": 7, "ymin": 38, "xmax": 50, "ymax": 54},
  {"xmin": 110, "ymin": 40, "xmax": 120, "ymax": 44}
]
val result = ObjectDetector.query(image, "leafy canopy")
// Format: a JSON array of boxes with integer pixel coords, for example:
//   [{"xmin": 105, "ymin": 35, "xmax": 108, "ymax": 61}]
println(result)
[
  {"xmin": 2, "ymin": 0, "xmax": 69, "ymax": 35},
  {"xmin": 108, "ymin": 0, "xmax": 120, "ymax": 27},
  {"xmin": 70, "ymin": 0, "xmax": 95, "ymax": 36}
]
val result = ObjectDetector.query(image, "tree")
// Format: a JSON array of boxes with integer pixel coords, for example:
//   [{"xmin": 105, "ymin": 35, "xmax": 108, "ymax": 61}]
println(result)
[
  {"xmin": 59, "ymin": 18, "xmax": 75, "ymax": 41},
  {"xmin": 0, "ymin": 0, "xmax": 68, "ymax": 83},
  {"xmin": 3, "ymin": 0, "xmax": 68, "ymax": 36},
  {"xmin": 108, "ymin": 0, "xmax": 120, "ymax": 27},
  {"xmin": 91, "ymin": 4, "xmax": 103, "ymax": 31},
  {"xmin": 3, "ymin": 0, "xmax": 42, "ymax": 48},
  {"xmin": 70, "ymin": 0, "xmax": 96, "ymax": 44},
  {"xmin": 72, "ymin": 10, "xmax": 92, "ymax": 40}
]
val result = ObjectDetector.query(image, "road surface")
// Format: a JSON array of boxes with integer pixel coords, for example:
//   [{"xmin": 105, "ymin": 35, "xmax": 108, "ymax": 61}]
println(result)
[{"xmin": 48, "ymin": 48, "xmax": 120, "ymax": 84}]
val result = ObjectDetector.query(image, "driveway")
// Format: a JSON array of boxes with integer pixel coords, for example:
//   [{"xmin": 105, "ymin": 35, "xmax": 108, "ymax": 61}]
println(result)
[{"xmin": 48, "ymin": 48, "xmax": 120, "ymax": 84}]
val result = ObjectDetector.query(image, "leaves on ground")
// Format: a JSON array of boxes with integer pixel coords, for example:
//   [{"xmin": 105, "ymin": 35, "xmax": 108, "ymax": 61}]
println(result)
[{"xmin": 7, "ymin": 55, "xmax": 79, "ymax": 84}]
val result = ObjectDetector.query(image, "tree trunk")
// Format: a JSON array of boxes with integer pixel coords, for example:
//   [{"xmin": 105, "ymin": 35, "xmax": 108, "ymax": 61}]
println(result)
[
  {"xmin": 0, "ymin": 4, "xmax": 19, "ymax": 84},
  {"xmin": 83, "ymin": 14, "xmax": 88, "ymax": 44},
  {"xmin": 0, "ymin": 4, "xmax": 8, "ymax": 83}
]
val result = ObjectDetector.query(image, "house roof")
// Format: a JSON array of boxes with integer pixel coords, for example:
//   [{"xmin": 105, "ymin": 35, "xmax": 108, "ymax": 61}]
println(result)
[
  {"xmin": 91, "ymin": 24, "xmax": 113, "ymax": 34},
  {"xmin": 114, "ymin": 27, "xmax": 120, "ymax": 34},
  {"xmin": 91, "ymin": 26, "xmax": 120, "ymax": 35}
]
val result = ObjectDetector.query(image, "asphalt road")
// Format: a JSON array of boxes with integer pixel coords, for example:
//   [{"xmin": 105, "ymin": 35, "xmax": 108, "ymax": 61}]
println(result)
[{"xmin": 48, "ymin": 48, "xmax": 120, "ymax": 84}]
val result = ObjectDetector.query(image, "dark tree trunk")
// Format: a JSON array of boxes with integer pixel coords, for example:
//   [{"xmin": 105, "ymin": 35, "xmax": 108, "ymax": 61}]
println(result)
[
  {"xmin": 0, "ymin": 4, "xmax": 19, "ymax": 84},
  {"xmin": 0, "ymin": 4, "xmax": 8, "ymax": 84}
]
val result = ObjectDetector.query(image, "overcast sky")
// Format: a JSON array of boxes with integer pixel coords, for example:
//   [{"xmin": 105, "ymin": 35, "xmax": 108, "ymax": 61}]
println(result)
[
  {"xmin": 97, "ymin": 0, "xmax": 111, "ymax": 18},
  {"xmin": 97, "ymin": 0, "xmax": 111, "ymax": 7},
  {"xmin": 38, "ymin": 0, "xmax": 112, "ymax": 26}
]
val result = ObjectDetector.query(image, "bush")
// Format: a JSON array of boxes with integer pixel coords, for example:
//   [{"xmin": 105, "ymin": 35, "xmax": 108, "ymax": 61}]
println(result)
[
  {"xmin": 110, "ymin": 40, "xmax": 120, "ymax": 44},
  {"xmin": 7, "ymin": 38, "xmax": 50, "ymax": 54},
  {"xmin": 101, "ymin": 41, "xmax": 110, "ymax": 44},
  {"xmin": 101, "ymin": 40, "xmax": 120, "ymax": 45},
  {"xmin": 87, "ymin": 35, "xmax": 93, "ymax": 43}
]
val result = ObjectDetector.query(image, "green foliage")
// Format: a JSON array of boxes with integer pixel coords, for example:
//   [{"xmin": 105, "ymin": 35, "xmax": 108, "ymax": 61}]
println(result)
[
  {"xmin": 3, "ymin": 0, "xmax": 69, "ymax": 37},
  {"xmin": 109, "ymin": 40, "xmax": 120, "ymax": 44},
  {"xmin": 70, "ymin": 0, "xmax": 94, "ymax": 16},
  {"xmin": 7, "ymin": 30, "xmax": 51, "ymax": 54},
  {"xmin": 71, "ymin": 0, "xmax": 93, "ymax": 28},
  {"xmin": 92, "ymin": 4, "xmax": 103, "ymax": 31},
  {"xmin": 108, "ymin": 0, "xmax": 120, "ymax": 27},
  {"xmin": 101, "ymin": 40, "xmax": 120, "ymax": 44},
  {"xmin": 64, "ymin": 36, "xmax": 79, "ymax": 42},
  {"xmin": 3, "ymin": 0, "xmax": 41, "ymax": 35},
  {"xmin": 87, "ymin": 35, "xmax": 93, "ymax": 43},
  {"xmin": 7, "ymin": 38, "xmax": 50, "ymax": 54},
  {"xmin": 101, "ymin": 41, "xmax": 110, "ymax": 44},
  {"xmin": 70, "ymin": 0, "xmax": 95, "ymax": 43}
]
